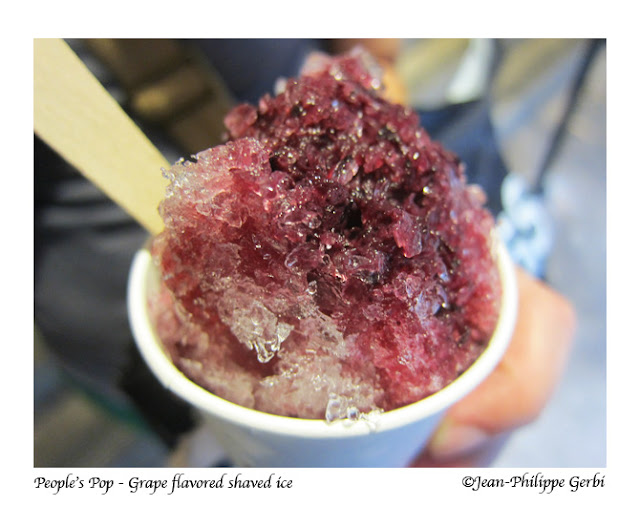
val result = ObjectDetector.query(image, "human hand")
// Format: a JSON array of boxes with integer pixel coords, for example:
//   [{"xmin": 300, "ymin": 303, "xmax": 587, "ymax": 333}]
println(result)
[
  {"xmin": 325, "ymin": 39, "xmax": 407, "ymax": 105},
  {"xmin": 327, "ymin": 39, "xmax": 402, "ymax": 65},
  {"xmin": 411, "ymin": 266, "xmax": 577, "ymax": 467}
]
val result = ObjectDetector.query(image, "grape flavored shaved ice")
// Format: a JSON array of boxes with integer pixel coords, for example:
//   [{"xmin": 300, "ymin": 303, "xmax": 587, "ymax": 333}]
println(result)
[{"xmin": 149, "ymin": 49, "xmax": 501, "ymax": 421}]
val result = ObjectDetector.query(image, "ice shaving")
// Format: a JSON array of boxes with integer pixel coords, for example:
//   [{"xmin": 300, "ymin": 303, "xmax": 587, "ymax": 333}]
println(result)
[{"xmin": 149, "ymin": 49, "xmax": 501, "ymax": 422}]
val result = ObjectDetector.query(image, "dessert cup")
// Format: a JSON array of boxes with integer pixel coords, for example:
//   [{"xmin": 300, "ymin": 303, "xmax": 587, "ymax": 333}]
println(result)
[{"xmin": 127, "ymin": 238, "xmax": 518, "ymax": 467}]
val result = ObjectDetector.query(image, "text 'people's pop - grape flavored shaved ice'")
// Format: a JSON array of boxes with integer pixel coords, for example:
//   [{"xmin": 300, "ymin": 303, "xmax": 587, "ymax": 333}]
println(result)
[{"xmin": 149, "ymin": 50, "xmax": 501, "ymax": 421}]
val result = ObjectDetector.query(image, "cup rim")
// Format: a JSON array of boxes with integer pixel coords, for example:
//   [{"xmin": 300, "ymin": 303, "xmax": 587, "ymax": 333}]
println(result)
[{"xmin": 127, "ymin": 239, "xmax": 518, "ymax": 439}]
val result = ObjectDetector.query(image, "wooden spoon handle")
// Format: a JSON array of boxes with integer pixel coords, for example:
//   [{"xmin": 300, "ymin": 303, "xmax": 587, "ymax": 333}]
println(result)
[{"xmin": 34, "ymin": 38, "xmax": 168, "ymax": 235}]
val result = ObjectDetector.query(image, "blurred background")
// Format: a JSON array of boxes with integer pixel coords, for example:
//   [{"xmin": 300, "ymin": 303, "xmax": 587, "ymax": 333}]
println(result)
[{"xmin": 34, "ymin": 38, "xmax": 606, "ymax": 467}]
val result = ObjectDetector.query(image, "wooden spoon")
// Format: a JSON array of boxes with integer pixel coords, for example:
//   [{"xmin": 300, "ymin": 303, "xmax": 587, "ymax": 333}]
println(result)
[{"xmin": 34, "ymin": 38, "xmax": 168, "ymax": 235}]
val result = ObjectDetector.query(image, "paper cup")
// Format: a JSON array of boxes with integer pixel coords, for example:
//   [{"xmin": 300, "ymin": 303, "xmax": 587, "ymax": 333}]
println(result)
[{"xmin": 127, "ymin": 240, "xmax": 518, "ymax": 467}]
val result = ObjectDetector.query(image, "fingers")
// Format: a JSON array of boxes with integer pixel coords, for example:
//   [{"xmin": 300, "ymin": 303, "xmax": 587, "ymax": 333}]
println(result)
[
  {"xmin": 412, "ymin": 266, "xmax": 576, "ymax": 466},
  {"xmin": 327, "ymin": 39, "xmax": 403, "ymax": 64}
]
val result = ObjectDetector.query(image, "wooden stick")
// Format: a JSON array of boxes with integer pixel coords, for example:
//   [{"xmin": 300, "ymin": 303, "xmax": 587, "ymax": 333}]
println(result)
[{"xmin": 34, "ymin": 38, "xmax": 169, "ymax": 235}]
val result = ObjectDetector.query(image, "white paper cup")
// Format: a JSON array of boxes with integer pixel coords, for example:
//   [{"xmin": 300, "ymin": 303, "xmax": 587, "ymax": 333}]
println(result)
[{"xmin": 127, "ymin": 240, "xmax": 518, "ymax": 467}]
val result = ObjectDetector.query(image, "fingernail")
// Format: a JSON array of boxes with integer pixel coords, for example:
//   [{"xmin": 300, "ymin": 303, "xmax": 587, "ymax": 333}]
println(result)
[{"xmin": 427, "ymin": 421, "xmax": 491, "ymax": 460}]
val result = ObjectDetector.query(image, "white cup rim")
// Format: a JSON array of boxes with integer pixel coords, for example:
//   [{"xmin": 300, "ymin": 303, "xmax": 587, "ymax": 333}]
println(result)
[{"xmin": 127, "ymin": 239, "xmax": 518, "ymax": 439}]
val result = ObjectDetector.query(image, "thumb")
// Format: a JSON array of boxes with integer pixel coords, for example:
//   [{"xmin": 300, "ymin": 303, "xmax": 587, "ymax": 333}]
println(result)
[{"xmin": 412, "ymin": 267, "xmax": 576, "ymax": 466}]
